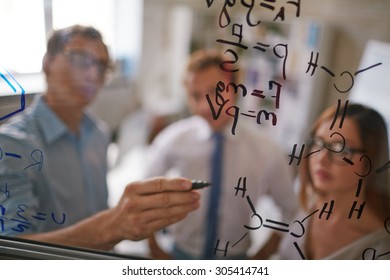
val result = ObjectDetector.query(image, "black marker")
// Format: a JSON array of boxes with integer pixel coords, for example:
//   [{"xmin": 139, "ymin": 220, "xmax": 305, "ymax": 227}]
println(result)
[{"xmin": 191, "ymin": 180, "xmax": 212, "ymax": 190}]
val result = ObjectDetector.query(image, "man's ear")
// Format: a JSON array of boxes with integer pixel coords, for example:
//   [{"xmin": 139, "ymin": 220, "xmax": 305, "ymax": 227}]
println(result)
[{"xmin": 42, "ymin": 54, "xmax": 51, "ymax": 75}]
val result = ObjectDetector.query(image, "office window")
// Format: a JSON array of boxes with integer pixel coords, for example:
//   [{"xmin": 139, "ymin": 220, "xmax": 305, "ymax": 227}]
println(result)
[
  {"xmin": 52, "ymin": 0, "xmax": 115, "ymax": 52},
  {"xmin": 52, "ymin": 0, "xmax": 143, "ymax": 77},
  {"xmin": 0, "ymin": 0, "xmax": 46, "ymax": 73},
  {"xmin": 0, "ymin": 0, "xmax": 142, "ymax": 77}
]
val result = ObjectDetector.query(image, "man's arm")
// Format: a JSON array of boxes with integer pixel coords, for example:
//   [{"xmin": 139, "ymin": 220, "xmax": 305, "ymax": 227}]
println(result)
[{"xmin": 20, "ymin": 177, "xmax": 200, "ymax": 250}]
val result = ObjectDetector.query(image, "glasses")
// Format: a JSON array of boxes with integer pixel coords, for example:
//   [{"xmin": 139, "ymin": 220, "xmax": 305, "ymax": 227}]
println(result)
[
  {"xmin": 306, "ymin": 137, "xmax": 366, "ymax": 165},
  {"xmin": 63, "ymin": 50, "xmax": 109, "ymax": 76}
]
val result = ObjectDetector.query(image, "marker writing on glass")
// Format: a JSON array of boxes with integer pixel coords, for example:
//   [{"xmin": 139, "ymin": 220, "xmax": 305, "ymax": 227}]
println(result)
[{"xmin": 191, "ymin": 180, "xmax": 212, "ymax": 190}]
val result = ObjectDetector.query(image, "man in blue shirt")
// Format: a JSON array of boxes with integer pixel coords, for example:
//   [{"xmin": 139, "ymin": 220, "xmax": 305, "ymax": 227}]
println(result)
[{"xmin": 0, "ymin": 25, "xmax": 200, "ymax": 251}]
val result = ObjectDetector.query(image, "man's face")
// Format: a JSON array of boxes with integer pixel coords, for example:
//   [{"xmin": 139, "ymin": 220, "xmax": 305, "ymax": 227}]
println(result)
[
  {"xmin": 185, "ymin": 66, "xmax": 235, "ymax": 131},
  {"xmin": 44, "ymin": 35, "xmax": 109, "ymax": 109}
]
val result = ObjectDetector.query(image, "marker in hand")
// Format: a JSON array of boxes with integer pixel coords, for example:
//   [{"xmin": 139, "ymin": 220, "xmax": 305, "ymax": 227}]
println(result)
[{"xmin": 191, "ymin": 180, "xmax": 212, "ymax": 190}]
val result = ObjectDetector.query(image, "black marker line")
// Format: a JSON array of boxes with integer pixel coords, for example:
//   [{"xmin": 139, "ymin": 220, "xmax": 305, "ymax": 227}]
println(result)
[
  {"xmin": 301, "ymin": 209, "xmax": 319, "ymax": 223},
  {"xmin": 304, "ymin": 149, "xmax": 321, "ymax": 158},
  {"xmin": 330, "ymin": 99, "xmax": 349, "ymax": 130},
  {"xmin": 321, "ymin": 66, "xmax": 335, "ymax": 77},
  {"xmin": 263, "ymin": 219, "xmax": 290, "ymax": 232},
  {"xmin": 343, "ymin": 157, "xmax": 354, "ymax": 165},
  {"xmin": 294, "ymin": 242, "xmax": 306, "ymax": 260},
  {"xmin": 378, "ymin": 251, "xmax": 390, "ymax": 259},
  {"xmin": 355, "ymin": 62, "xmax": 382, "ymax": 75},
  {"xmin": 376, "ymin": 160, "xmax": 390, "ymax": 174},
  {"xmin": 355, "ymin": 178, "xmax": 363, "ymax": 198},
  {"xmin": 246, "ymin": 195, "xmax": 257, "ymax": 214},
  {"xmin": 232, "ymin": 232, "xmax": 249, "ymax": 248}
]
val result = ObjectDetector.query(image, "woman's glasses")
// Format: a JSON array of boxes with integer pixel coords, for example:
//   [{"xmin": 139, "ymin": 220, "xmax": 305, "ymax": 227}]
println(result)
[{"xmin": 306, "ymin": 137, "xmax": 366, "ymax": 165}]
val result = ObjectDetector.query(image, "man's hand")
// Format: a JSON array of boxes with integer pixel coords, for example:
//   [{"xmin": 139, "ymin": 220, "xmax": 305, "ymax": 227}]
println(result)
[{"xmin": 106, "ymin": 177, "xmax": 200, "ymax": 244}]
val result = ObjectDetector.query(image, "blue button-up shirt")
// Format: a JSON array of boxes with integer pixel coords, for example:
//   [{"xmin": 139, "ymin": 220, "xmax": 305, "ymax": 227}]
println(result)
[{"xmin": 0, "ymin": 95, "xmax": 110, "ymax": 236}]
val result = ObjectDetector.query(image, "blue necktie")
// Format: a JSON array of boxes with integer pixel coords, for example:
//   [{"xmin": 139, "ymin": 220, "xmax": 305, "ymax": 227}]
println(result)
[{"xmin": 203, "ymin": 132, "xmax": 224, "ymax": 259}]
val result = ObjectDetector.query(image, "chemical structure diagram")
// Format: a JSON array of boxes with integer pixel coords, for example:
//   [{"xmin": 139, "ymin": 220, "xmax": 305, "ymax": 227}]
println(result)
[
  {"xmin": 204, "ymin": 0, "xmax": 389, "ymax": 260},
  {"xmin": 209, "ymin": 100, "xmax": 390, "ymax": 259}
]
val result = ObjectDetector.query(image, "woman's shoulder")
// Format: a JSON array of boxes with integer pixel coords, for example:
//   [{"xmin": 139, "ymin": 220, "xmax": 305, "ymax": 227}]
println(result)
[{"xmin": 326, "ymin": 228, "xmax": 390, "ymax": 260}]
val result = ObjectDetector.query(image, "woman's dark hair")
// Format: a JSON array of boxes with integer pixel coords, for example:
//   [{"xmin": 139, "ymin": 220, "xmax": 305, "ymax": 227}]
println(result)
[{"xmin": 300, "ymin": 103, "xmax": 390, "ymax": 219}]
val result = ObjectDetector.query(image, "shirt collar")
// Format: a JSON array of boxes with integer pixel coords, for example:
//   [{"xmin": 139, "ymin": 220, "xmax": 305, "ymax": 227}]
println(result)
[
  {"xmin": 195, "ymin": 116, "xmax": 237, "ymax": 143},
  {"xmin": 33, "ymin": 95, "xmax": 71, "ymax": 144}
]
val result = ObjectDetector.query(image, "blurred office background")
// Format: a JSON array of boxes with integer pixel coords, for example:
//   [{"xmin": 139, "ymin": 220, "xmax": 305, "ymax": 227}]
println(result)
[{"xmin": 1, "ymin": 0, "xmax": 389, "ymax": 257}]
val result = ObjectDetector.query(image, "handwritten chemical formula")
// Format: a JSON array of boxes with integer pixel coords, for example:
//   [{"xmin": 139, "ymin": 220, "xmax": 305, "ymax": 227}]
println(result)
[
  {"xmin": 0, "ymin": 146, "xmax": 66, "ymax": 234},
  {"xmin": 204, "ymin": 0, "xmax": 390, "ymax": 260},
  {"xmin": 208, "ymin": 175, "xmax": 390, "ymax": 260}
]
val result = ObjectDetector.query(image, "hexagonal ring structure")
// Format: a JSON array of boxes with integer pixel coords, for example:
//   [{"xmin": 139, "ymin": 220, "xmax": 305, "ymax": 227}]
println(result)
[{"xmin": 0, "ymin": 67, "xmax": 25, "ymax": 121}]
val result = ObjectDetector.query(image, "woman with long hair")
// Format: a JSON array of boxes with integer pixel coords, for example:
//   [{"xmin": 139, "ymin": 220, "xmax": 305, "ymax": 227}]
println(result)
[{"xmin": 278, "ymin": 103, "xmax": 390, "ymax": 259}]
